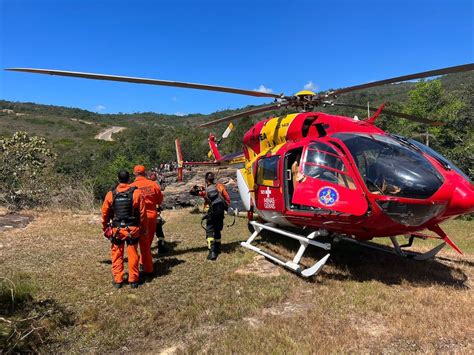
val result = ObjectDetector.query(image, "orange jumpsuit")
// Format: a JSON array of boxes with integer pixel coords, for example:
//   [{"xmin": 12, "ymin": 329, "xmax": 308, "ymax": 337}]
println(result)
[
  {"xmin": 101, "ymin": 183, "xmax": 146, "ymax": 284},
  {"xmin": 131, "ymin": 175, "xmax": 163, "ymax": 273}
]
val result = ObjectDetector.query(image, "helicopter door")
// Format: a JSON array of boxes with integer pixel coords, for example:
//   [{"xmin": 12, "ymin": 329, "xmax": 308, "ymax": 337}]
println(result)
[
  {"xmin": 291, "ymin": 141, "xmax": 368, "ymax": 216},
  {"xmin": 254, "ymin": 155, "xmax": 284, "ymax": 213}
]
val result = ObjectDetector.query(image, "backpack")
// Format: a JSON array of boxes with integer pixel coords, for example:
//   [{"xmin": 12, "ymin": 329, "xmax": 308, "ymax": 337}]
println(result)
[
  {"xmin": 111, "ymin": 187, "xmax": 139, "ymax": 227},
  {"xmin": 206, "ymin": 184, "xmax": 229, "ymax": 215}
]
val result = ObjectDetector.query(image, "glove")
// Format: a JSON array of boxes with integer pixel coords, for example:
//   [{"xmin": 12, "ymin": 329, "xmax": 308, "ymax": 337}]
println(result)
[
  {"xmin": 190, "ymin": 185, "xmax": 205, "ymax": 196},
  {"xmin": 189, "ymin": 185, "xmax": 200, "ymax": 196},
  {"xmin": 103, "ymin": 225, "xmax": 113, "ymax": 239}
]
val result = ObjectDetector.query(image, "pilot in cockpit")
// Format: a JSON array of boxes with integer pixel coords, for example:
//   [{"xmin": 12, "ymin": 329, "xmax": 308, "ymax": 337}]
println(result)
[
  {"xmin": 291, "ymin": 154, "xmax": 306, "ymax": 189},
  {"xmin": 371, "ymin": 159, "xmax": 401, "ymax": 195}
]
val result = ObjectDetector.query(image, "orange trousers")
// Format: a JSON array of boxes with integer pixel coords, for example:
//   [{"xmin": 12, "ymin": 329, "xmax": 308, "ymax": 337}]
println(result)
[
  {"xmin": 111, "ymin": 242, "xmax": 140, "ymax": 283},
  {"xmin": 139, "ymin": 212, "xmax": 157, "ymax": 273}
]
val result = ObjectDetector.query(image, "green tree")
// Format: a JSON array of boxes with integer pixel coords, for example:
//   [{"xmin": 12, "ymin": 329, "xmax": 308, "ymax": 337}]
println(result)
[
  {"xmin": 93, "ymin": 153, "xmax": 154, "ymax": 199},
  {"xmin": 404, "ymin": 80, "xmax": 472, "ymax": 178}
]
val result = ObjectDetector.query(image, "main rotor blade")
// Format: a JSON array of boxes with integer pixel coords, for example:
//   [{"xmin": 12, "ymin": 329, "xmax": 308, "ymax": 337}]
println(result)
[
  {"xmin": 329, "ymin": 63, "xmax": 474, "ymax": 96},
  {"xmin": 199, "ymin": 103, "xmax": 285, "ymax": 128},
  {"xmin": 5, "ymin": 68, "xmax": 282, "ymax": 99},
  {"xmin": 328, "ymin": 102, "xmax": 444, "ymax": 126}
]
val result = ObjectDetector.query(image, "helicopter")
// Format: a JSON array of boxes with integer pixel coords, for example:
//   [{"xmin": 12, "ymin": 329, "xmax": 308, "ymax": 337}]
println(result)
[{"xmin": 6, "ymin": 63, "xmax": 474, "ymax": 277}]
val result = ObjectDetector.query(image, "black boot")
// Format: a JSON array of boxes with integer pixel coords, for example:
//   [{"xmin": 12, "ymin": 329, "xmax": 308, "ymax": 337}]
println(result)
[
  {"xmin": 207, "ymin": 242, "xmax": 218, "ymax": 260},
  {"xmin": 112, "ymin": 280, "xmax": 123, "ymax": 289},
  {"xmin": 215, "ymin": 241, "xmax": 221, "ymax": 255},
  {"xmin": 157, "ymin": 240, "xmax": 168, "ymax": 254}
]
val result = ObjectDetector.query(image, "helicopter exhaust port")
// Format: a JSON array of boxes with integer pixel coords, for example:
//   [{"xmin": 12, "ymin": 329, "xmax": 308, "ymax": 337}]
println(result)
[{"xmin": 241, "ymin": 221, "xmax": 331, "ymax": 277}]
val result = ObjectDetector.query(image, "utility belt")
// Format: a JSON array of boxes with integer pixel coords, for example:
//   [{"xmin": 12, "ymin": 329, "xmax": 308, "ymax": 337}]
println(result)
[
  {"xmin": 110, "ymin": 237, "xmax": 140, "ymax": 246},
  {"xmin": 112, "ymin": 218, "xmax": 139, "ymax": 228}
]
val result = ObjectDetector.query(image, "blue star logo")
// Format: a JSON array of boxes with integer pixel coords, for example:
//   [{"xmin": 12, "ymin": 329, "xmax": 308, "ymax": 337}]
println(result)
[{"xmin": 318, "ymin": 186, "xmax": 339, "ymax": 207}]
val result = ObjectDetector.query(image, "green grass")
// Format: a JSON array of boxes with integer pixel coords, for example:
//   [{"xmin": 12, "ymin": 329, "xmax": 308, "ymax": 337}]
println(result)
[{"xmin": 0, "ymin": 209, "xmax": 473, "ymax": 353}]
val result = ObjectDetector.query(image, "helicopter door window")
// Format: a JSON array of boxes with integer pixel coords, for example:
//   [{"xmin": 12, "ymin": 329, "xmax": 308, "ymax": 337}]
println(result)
[
  {"xmin": 302, "ymin": 143, "xmax": 356, "ymax": 190},
  {"xmin": 292, "ymin": 140, "xmax": 368, "ymax": 215},
  {"xmin": 256, "ymin": 156, "xmax": 280, "ymax": 187},
  {"xmin": 307, "ymin": 141, "xmax": 338, "ymax": 155}
]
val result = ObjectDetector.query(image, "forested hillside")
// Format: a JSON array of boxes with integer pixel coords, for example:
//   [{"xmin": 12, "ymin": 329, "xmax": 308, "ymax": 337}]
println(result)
[{"xmin": 1, "ymin": 71, "xmax": 473, "ymax": 204}]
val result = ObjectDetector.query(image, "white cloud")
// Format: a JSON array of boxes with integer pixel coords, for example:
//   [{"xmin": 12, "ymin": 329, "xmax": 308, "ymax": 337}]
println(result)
[
  {"xmin": 95, "ymin": 104, "xmax": 106, "ymax": 112},
  {"xmin": 174, "ymin": 112, "xmax": 186, "ymax": 117},
  {"xmin": 303, "ymin": 81, "xmax": 317, "ymax": 91},
  {"xmin": 171, "ymin": 96, "xmax": 178, "ymax": 102},
  {"xmin": 254, "ymin": 84, "xmax": 273, "ymax": 94}
]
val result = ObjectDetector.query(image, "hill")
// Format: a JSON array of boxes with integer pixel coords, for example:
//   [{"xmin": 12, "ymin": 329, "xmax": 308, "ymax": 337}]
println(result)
[{"xmin": 1, "ymin": 70, "xmax": 473, "ymax": 200}]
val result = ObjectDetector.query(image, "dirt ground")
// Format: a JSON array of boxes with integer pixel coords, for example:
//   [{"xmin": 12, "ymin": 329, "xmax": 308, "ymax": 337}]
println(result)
[{"xmin": 1, "ymin": 208, "xmax": 473, "ymax": 353}]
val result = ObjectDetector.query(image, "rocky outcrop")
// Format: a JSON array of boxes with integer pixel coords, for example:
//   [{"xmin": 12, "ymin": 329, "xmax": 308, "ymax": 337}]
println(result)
[{"xmin": 161, "ymin": 167, "xmax": 243, "ymax": 210}]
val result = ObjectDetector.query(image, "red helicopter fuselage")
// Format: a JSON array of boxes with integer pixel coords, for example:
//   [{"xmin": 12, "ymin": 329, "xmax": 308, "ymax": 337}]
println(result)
[{"xmin": 237, "ymin": 111, "xmax": 474, "ymax": 242}]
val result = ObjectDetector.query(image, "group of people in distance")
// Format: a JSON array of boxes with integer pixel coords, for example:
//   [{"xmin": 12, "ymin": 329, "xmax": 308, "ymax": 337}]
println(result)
[
  {"xmin": 156, "ymin": 161, "xmax": 179, "ymax": 173},
  {"xmin": 101, "ymin": 165, "xmax": 231, "ymax": 289}
]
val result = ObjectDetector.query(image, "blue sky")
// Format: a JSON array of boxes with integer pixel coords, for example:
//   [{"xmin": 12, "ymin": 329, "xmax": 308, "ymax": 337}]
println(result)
[{"xmin": 0, "ymin": 0, "xmax": 472, "ymax": 115}]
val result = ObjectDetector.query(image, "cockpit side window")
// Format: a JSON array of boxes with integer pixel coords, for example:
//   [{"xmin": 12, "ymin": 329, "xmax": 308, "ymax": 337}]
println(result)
[
  {"xmin": 256, "ymin": 155, "xmax": 280, "ymax": 187},
  {"xmin": 303, "ymin": 142, "xmax": 356, "ymax": 190}
]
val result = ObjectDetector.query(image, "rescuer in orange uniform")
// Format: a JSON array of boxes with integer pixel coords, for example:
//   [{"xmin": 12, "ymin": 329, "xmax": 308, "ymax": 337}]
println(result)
[
  {"xmin": 131, "ymin": 165, "xmax": 163, "ymax": 278},
  {"xmin": 101, "ymin": 170, "xmax": 146, "ymax": 289}
]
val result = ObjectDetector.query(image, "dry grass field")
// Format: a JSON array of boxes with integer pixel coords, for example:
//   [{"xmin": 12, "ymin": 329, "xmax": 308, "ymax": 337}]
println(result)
[{"xmin": 1, "ymin": 208, "xmax": 473, "ymax": 353}]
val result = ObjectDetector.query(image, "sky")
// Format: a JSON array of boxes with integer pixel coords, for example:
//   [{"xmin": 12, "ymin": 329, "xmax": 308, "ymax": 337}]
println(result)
[{"xmin": 0, "ymin": 0, "xmax": 472, "ymax": 115}]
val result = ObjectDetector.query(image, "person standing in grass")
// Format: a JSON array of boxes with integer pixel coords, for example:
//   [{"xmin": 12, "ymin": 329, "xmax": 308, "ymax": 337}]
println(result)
[
  {"xmin": 191, "ymin": 172, "xmax": 231, "ymax": 260},
  {"xmin": 131, "ymin": 165, "xmax": 163, "ymax": 279},
  {"xmin": 101, "ymin": 170, "xmax": 146, "ymax": 289},
  {"xmin": 149, "ymin": 170, "xmax": 168, "ymax": 254}
]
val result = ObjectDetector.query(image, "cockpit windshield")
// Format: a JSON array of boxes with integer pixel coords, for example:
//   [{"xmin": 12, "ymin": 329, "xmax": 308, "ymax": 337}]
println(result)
[
  {"xmin": 333, "ymin": 133, "xmax": 444, "ymax": 199},
  {"xmin": 407, "ymin": 138, "xmax": 473, "ymax": 185}
]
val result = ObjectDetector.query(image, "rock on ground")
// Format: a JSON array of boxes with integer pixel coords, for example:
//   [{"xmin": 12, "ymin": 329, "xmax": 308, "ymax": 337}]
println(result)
[{"xmin": 161, "ymin": 167, "xmax": 243, "ymax": 210}]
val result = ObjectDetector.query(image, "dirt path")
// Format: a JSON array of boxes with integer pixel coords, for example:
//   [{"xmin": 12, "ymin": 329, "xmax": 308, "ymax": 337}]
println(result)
[
  {"xmin": 95, "ymin": 126, "xmax": 125, "ymax": 141},
  {"xmin": 70, "ymin": 118, "xmax": 94, "ymax": 125},
  {"xmin": 68, "ymin": 117, "xmax": 125, "ymax": 141}
]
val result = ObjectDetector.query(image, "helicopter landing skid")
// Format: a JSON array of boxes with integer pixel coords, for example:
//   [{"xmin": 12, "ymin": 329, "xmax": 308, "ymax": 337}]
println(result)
[
  {"xmin": 241, "ymin": 221, "xmax": 331, "ymax": 278},
  {"xmin": 339, "ymin": 235, "xmax": 446, "ymax": 261}
]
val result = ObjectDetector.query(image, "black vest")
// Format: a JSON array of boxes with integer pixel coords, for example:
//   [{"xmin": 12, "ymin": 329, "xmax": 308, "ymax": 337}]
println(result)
[{"xmin": 111, "ymin": 187, "xmax": 139, "ymax": 227}]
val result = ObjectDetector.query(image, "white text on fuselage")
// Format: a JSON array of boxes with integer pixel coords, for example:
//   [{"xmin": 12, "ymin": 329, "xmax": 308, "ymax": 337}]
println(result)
[{"xmin": 261, "ymin": 187, "xmax": 276, "ymax": 209}]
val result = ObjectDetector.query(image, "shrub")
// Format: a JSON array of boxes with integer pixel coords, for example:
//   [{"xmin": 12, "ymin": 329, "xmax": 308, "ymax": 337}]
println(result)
[
  {"xmin": 51, "ymin": 178, "xmax": 97, "ymax": 212},
  {"xmin": 0, "ymin": 132, "xmax": 56, "ymax": 209}
]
